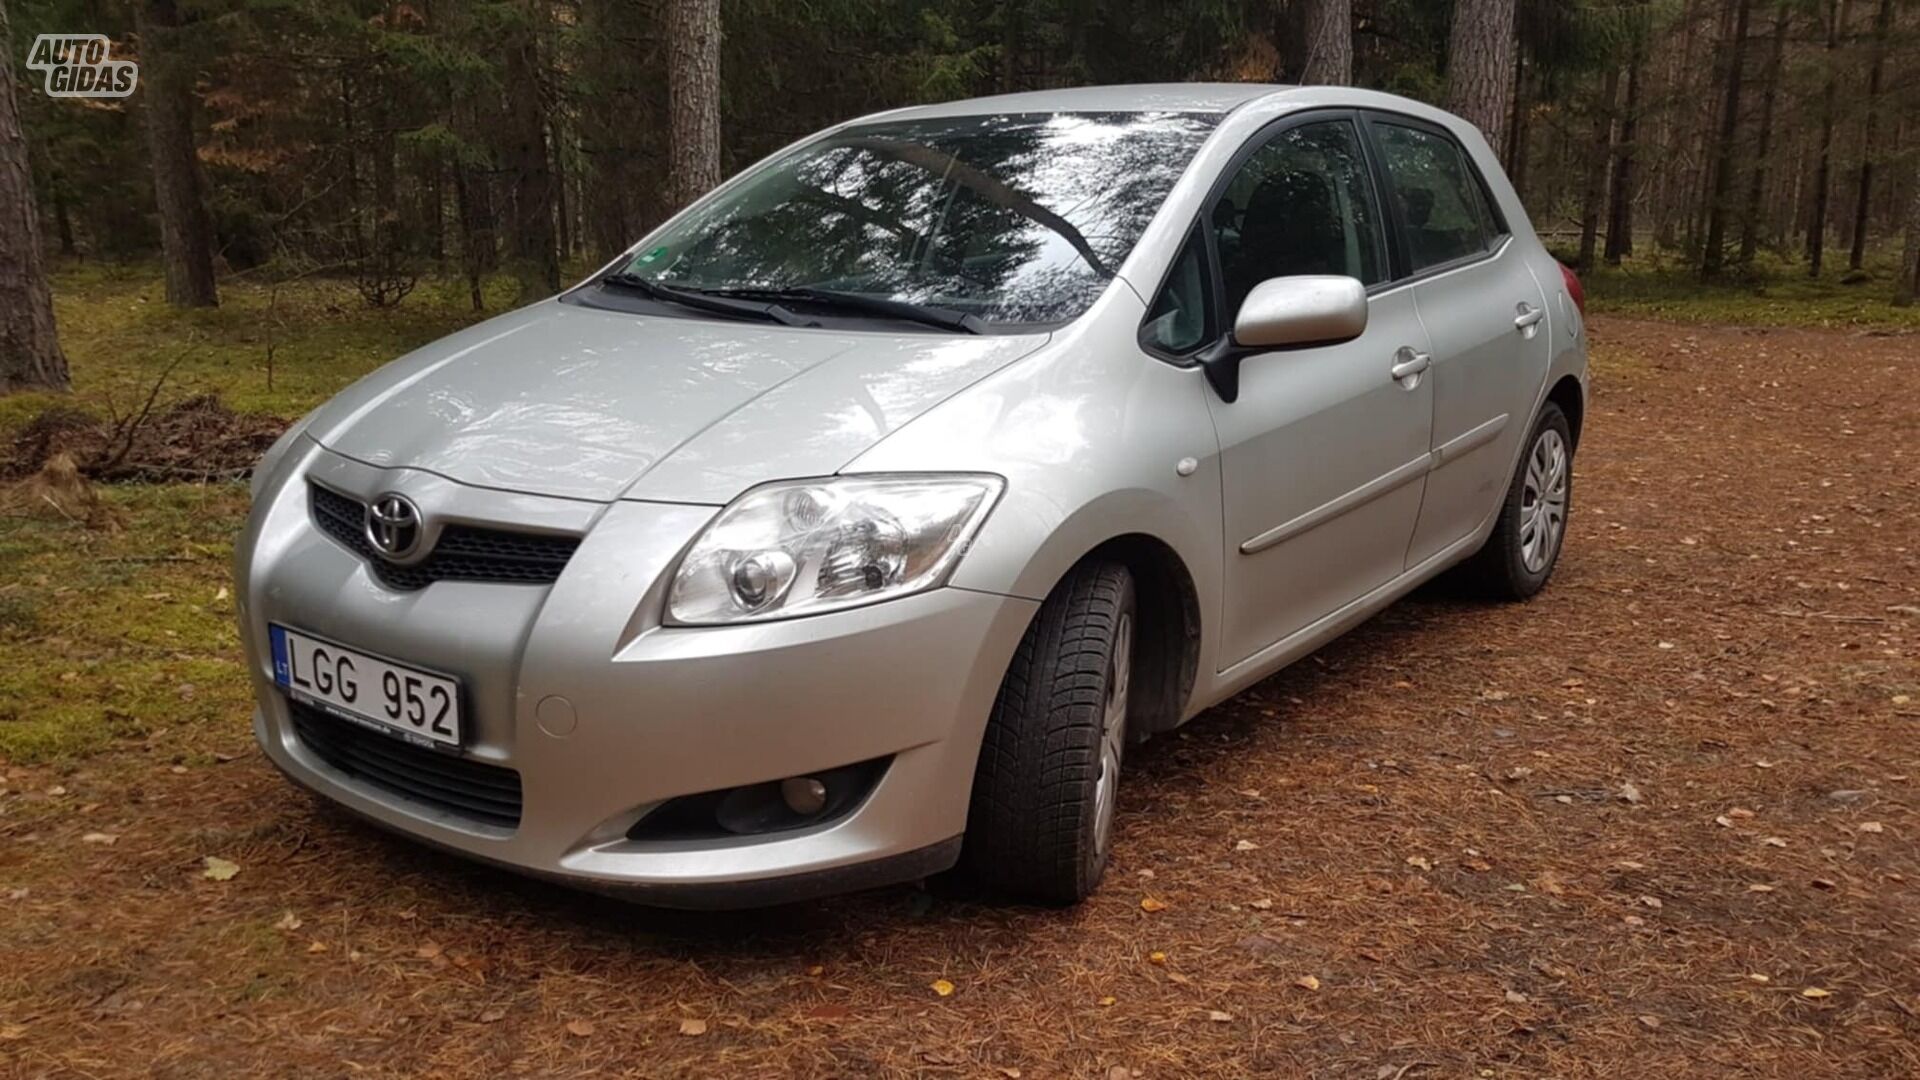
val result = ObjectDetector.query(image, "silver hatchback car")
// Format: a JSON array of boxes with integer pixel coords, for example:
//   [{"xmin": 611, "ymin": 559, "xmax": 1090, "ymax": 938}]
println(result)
[{"xmin": 237, "ymin": 84, "xmax": 1587, "ymax": 907}]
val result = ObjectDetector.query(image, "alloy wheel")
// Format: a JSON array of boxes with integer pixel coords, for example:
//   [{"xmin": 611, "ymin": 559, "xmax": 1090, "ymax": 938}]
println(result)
[
  {"xmin": 1091, "ymin": 611, "xmax": 1132, "ymax": 858},
  {"xmin": 1519, "ymin": 428, "xmax": 1569, "ymax": 574}
]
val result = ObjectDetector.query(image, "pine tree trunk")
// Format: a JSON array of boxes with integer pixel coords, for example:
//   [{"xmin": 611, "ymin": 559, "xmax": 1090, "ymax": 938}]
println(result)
[
  {"xmin": 1807, "ymin": 0, "xmax": 1848, "ymax": 275},
  {"xmin": 551, "ymin": 118, "xmax": 570, "ymax": 265},
  {"xmin": 138, "ymin": 0, "xmax": 218, "ymax": 308},
  {"xmin": 1895, "ymin": 179, "xmax": 1919, "ymax": 306},
  {"xmin": 667, "ymin": 0, "xmax": 722, "ymax": 212},
  {"xmin": 452, "ymin": 165, "xmax": 484, "ymax": 313},
  {"xmin": 502, "ymin": 14, "xmax": 558, "ymax": 296},
  {"xmin": 424, "ymin": 158, "xmax": 445, "ymax": 263},
  {"xmin": 1738, "ymin": 2, "xmax": 1789, "ymax": 264},
  {"xmin": 1505, "ymin": 59, "xmax": 1530, "ymax": 202},
  {"xmin": 53, "ymin": 189, "xmax": 75, "ymax": 256},
  {"xmin": 1605, "ymin": 51, "xmax": 1641, "ymax": 264},
  {"xmin": 1445, "ymin": 0, "xmax": 1518, "ymax": 155},
  {"xmin": 371, "ymin": 92, "xmax": 401, "ymax": 259},
  {"xmin": 1297, "ymin": 0, "xmax": 1352, "ymax": 85},
  {"xmin": 1700, "ymin": 0, "xmax": 1753, "ymax": 278},
  {"xmin": 1578, "ymin": 66, "xmax": 1621, "ymax": 271},
  {"xmin": 0, "ymin": 0, "xmax": 68, "ymax": 393},
  {"xmin": 1847, "ymin": 0, "xmax": 1893, "ymax": 272}
]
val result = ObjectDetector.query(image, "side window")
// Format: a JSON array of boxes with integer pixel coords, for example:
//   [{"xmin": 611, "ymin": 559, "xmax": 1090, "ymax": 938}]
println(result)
[
  {"xmin": 1373, "ymin": 122, "xmax": 1500, "ymax": 271},
  {"xmin": 1209, "ymin": 120, "xmax": 1386, "ymax": 318},
  {"xmin": 1143, "ymin": 229, "xmax": 1213, "ymax": 355}
]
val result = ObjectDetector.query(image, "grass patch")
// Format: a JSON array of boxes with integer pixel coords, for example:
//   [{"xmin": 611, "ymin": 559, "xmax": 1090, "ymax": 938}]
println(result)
[
  {"xmin": 0, "ymin": 266, "xmax": 545, "ymax": 763},
  {"xmin": 1583, "ymin": 248, "xmax": 1920, "ymax": 330},
  {"xmin": 0, "ymin": 483, "xmax": 253, "ymax": 763},
  {"xmin": 24, "ymin": 260, "xmax": 525, "ymax": 434}
]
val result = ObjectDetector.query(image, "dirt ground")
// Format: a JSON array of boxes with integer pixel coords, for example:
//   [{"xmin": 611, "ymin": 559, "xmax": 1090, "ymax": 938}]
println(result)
[{"xmin": 2, "ymin": 315, "xmax": 1917, "ymax": 1079}]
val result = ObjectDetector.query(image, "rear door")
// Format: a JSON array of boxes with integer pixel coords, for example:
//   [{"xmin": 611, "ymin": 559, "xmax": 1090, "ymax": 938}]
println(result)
[{"xmin": 1364, "ymin": 115, "xmax": 1550, "ymax": 567}]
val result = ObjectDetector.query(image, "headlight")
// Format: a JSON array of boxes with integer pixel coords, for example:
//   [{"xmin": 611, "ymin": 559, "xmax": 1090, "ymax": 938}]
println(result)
[{"xmin": 667, "ymin": 474, "xmax": 1004, "ymax": 625}]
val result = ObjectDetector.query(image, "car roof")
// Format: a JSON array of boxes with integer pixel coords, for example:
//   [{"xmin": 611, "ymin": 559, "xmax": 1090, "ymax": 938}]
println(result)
[{"xmin": 864, "ymin": 83, "xmax": 1294, "ymax": 123}]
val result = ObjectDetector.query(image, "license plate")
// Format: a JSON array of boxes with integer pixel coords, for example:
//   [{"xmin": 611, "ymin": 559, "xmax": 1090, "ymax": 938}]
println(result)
[{"xmin": 270, "ymin": 625, "xmax": 462, "ymax": 747}]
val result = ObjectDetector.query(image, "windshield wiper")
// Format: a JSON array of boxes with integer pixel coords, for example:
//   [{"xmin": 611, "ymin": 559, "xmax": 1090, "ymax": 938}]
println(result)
[
  {"xmin": 600, "ymin": 273, "xmax": 816, "ymax": 328},
  {"xmin": 707, "ymin": 286, "xmax": 986, "ymax": 335}
]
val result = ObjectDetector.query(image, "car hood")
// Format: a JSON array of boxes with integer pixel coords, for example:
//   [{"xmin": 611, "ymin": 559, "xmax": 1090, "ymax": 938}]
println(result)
[{"xmin": 308, "ymin": 300, "xmax": 1049, "ymax": 504}]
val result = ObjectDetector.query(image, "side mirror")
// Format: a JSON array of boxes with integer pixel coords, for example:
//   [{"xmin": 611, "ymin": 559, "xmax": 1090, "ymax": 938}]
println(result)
[
  {"xmin": 1200, "ymin": 275, "xmax": 1369, "ymax": 402},
  {"xmin": 1232, "ymin": 275, "xmax": 1369, "ymax": 348}
]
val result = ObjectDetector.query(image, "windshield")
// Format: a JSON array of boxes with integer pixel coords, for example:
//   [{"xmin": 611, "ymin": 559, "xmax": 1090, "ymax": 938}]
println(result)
[{"xmin": 608, "ymin": 111, "xmax": 1220, "ymax": 326}]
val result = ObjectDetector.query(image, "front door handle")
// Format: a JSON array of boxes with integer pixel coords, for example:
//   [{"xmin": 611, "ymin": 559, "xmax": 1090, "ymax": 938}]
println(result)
[
  {"xmin": 1390, "ymin": 347, "xmax": 1430, "ymax": 385},
  {"xmin": 1397, "ymin": 345, "xmax": 1428, "ymax": 384},
  {"xmin": 1514, "ymin": 303, "xmax": 1545, "ymax": 336}
]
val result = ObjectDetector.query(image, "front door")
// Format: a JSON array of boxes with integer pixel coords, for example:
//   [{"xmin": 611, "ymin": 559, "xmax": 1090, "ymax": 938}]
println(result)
[{"xmin": 1198, "ymin": 116, "xmax": 1436, "ymax": 669}]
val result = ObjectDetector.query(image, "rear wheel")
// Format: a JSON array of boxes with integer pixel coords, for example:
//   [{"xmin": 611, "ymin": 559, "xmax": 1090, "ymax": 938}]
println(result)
[
  {"xmin": 1460, "ymin": 403, "xmax": 1572, "ymax": 600},
  {"xmin": 962, "ymin": 561, "xmax": 1135, "ymax": 904}
]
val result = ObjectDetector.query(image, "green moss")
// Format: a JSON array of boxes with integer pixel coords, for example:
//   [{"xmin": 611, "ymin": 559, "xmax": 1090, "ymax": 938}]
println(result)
[
  {"xmin": 1584, "ymin": 249, "xmax": 1920, "ymax": 330},
  {"xmin": 0, "ymin": 484, "xmax": 254, "ymax": 763}
]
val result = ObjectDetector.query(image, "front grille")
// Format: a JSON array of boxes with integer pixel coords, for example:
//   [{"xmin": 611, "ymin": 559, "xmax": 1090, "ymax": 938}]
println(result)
[
  {"xmin": 288, "ymin": 700, "xmax": 523, "ymax": 829},
  {"xmin": 310, "ymin": 483, "xmax": 580, "ymax": 590}
]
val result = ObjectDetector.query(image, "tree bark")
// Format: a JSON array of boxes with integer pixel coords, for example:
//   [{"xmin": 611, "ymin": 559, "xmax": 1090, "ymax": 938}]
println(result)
[
  {"xmin": 1847, "ymin": 0, "xmax": 1893, "ymax": 272},
  {"xmin": 1505, "ymin": 57, "xmax": 1530, "ymax": 202},
  {"xmin": 550, "ymin": 117, "xmax": 570, "ymax": 264},
  {"xmin": 1700, "ymin": 0, "xmax": 1753, "ymax": 279},
  {"xmin": 1578, "ymin": 66, "xmax": 1621, "ymax": 271},
  {"xmin": 1605, "ymin": 51, "xmax": 1642, "ymax": 265},
  {"xmin": 1895, "ymin": 178, "xmax": 1920, "ymax": 307},
  {"xmin": 501, "ymin": 14, "xmax": 558, "ymax": 296},
  {"xmin": 1807, "ymin": 0, "xmax": 1849, "ymax": 275},
  {"xmin": 0, "ymin": 0, "xmax": 68, "ymax": 393},
  {"xmin": 1296, "ymin": 0, "xmax": 1352, "ymax": 85},
  {"xmin": 138, "ymin": 0, "xmax": 218, "ymax": 308},
  {"xmin": 53, "ymin": 189, "xmax": 75, "ymax": 256},
  {"xmin": 667, "ymin": 0, "xmax": 722, "ymax": 212},
  {"xmin": 1738, "ymin": 2, "xmax": 1789, "ymax": 264},
  {"xmin": 1445, "ymin": 0, "xmax": 1518, "ymax": 156}
]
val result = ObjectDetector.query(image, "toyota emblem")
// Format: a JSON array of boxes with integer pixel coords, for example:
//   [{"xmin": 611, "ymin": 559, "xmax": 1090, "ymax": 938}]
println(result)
[{"xmin": 364, "ymin": 493, "xmax": 422, "ymax": 559}]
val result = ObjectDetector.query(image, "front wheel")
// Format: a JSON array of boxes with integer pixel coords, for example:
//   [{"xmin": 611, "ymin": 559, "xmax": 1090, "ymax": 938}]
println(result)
[
  {"xmin": 1460, "ymin": 403, "xmax": 1573, "ymax": 600},
  {"xmin": 962, "ymin": 561, "xmax": 1135, "ymax": 904}
]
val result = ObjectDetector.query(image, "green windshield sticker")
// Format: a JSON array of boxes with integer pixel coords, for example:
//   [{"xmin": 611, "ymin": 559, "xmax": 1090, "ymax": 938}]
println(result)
[{"xmin": 637, "ymin": 245, "xmax": 668, "ymax": 263}]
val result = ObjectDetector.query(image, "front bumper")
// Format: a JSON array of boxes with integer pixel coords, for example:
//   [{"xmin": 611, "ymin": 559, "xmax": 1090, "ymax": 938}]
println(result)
[{"xmin": 238, "ymin": 444, "xmax": 1038, "ymax": 906}]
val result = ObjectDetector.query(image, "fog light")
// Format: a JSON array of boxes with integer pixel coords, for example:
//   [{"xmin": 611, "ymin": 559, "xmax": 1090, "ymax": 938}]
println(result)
[
  {"xmin": 781, "ymin": 776, "xmax": 828, "ymax": 816},
  {"xmin": 627, "ymin": 758, "xmax": 891, "ymax": 841}
]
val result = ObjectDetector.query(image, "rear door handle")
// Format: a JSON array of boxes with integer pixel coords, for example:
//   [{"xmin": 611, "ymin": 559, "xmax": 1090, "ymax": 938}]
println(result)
[
  {"xmin": 1514, "ymin": 303, "xmax": 1545, "ymax": 335},
  {"xmin": 1390, "ymin": 347, "xmax": 1430, "ymax": 384}
]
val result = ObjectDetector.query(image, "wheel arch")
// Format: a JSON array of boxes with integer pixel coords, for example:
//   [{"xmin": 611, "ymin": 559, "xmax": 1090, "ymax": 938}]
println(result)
[
  {"xmin": 1547, "ymin": 373, "xmax": 1585, "ymax": 449},
  {"xmin": 1065, "ymin": 534, "xmax": 1203, "ymax": 738}
]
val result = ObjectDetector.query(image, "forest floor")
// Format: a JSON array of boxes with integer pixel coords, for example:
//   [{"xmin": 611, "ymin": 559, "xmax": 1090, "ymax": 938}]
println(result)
[{"xmin": 2, "ymin": 272, "xmax": 1918, "ymax": 1076}]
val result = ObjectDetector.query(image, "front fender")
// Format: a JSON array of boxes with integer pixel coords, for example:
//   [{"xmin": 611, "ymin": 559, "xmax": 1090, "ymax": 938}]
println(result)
[{"xmin": 844, "ymin": 285, "xmax": 1226, "ymax": 686}]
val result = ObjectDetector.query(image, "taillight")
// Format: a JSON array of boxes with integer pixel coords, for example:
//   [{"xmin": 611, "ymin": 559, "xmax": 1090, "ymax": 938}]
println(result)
[{"xmin": 1559, "ymin": 262, "xmax": 1586, "ymax": 317}]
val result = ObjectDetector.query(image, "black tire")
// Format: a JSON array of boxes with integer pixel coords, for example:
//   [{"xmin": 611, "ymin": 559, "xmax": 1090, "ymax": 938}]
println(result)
[
  {"xmin": 1459, "ymin": 403, "xmax": 1573, "ymax": 600},
  {"xmin": 962, "ymin": 561, "xmax": 1135, "ymax": 905}
]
